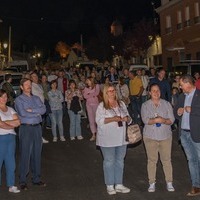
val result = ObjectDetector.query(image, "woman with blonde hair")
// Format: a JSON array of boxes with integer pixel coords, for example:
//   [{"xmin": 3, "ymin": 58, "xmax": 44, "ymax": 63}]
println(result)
[
  {"xmin": 83, "ymin": 77, "xmax": 100, "ymax": 141},
  {"xmin": 96, "ymin": 83, "xmax": 132, "ymax": 195}
]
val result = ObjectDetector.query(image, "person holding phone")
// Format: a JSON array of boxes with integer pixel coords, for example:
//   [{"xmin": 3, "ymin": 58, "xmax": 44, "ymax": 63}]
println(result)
[{"xmin": 95, "ymin": 83, "xmax": 132, "ymax": 195}]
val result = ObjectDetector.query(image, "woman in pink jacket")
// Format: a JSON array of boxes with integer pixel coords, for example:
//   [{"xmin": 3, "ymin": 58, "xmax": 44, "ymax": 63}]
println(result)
[{"xmin": 83, "ymin": 77, "xmax": 100, "ymax": 141}]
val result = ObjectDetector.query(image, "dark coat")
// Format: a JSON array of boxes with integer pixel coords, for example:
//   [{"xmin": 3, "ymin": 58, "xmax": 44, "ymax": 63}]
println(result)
[
  {"xmin": 70, "ymin": 96, "xmax": 81, "ymax": 114},
  {"xmin": 174, "ymin": 89, "xmax": 200, "ymax": 143}
]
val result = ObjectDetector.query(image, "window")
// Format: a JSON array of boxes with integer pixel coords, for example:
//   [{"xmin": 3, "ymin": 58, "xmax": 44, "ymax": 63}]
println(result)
[
  {"xmin": 196, "ymin": 52, "xmax": 200, "ymax": 60},
  {"xmin": 184, "ymin": 6, "xmax": 191, "ymax": 27},
  {"xmin": 165, "ymin": 15, "xmax": 172, "ymax": 34},
  {"xmin": 194, "ymin": 2, "xmax": 200, "ymax": 24},
  {"xmin": 177, "ymin": 10, "xmax": 183, "ymax": 30},
  {"xmin": 186, "ymin": 54, "xmax": 191, "ymax": 61}
]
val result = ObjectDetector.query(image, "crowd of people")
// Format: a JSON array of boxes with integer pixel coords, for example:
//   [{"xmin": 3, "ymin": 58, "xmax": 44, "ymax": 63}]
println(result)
[{"xmin": 0, "ymin": 64, "xmax": 200, "ymax": 197}]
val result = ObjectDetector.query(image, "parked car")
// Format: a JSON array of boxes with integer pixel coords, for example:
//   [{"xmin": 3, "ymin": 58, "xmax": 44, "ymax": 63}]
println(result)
[
  {"xmin": 0, "ymin": 71, "xmax": 22, "ymax": 97},
  {"xmin": 129, "ymin": 64, "xmax": 149, "ymax": 71},
  {"xmin": 7, "ymin": 60, "xmax": 29, "ymax": 72}
]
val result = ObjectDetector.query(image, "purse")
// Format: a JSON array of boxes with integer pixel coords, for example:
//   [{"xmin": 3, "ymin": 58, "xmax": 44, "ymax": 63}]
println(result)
[{"xmin": 126, "ymin": 123, "xmax": 142, "ymax": 144}]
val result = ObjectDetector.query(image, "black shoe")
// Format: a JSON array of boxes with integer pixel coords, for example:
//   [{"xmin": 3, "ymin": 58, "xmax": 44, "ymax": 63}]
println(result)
[
  {"xmin": 20, "ymin": 184, "xmax": 28, "ymax": 190},
  {"xmin": 33, "ymin": 181, "xmax": 46, "ymax": 187}
]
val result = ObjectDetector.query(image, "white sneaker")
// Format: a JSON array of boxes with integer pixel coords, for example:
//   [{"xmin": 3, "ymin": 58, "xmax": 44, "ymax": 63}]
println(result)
[
  {"xmin": 77, "ymin": 136, "xmax": 83, "ymax": 140},
  {"xmin": 60, "ymin": 136, "xmax": 66, "ymax": 142},
  {"xmin": 70, "ymin": 137, "xmax": 75, "ymax": 141},
  {"xmin": 148, "ymin": 183, "xmax": 155, "ymax": 192},
  {"xmin": 107, "ymin": 185, "xmax": 116, "ymax": 195},
  {"xmin": 167, "ymin": 182, "xmax": 175, "ymax": 192},
  {"xmin": 53, "ymin": 137, "xmax": 57, "ymax": 142},
  {"xmin": 42, "ymin": 137, "xmax": 49, "ymax": 144},
  {"xmin": 115, "ymin": 184, "xmax": 130, "ymax": 193},
  {"xmin": 9, "ymin": 186, "xmax": 20, "ymax": 193}
]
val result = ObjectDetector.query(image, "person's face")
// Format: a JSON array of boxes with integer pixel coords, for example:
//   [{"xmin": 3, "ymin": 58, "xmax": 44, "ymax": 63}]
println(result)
[
  {"xmin": 158, "ymin": 70, "xmax": 166, "ymax": 80},
  {"xmin": 137, "ymin": 70, "xmax": 142, "ymax": 76},
  {"xmin": 106, "ymin": 86, "xmax": 116, "ymax": 98},
  {"xmin": 149, "ymin": 85, "xmax": 161, "ymax": 100},
  {"xmin": 141, "ymin": 69, "xmax": 146, "ymax": 75},
  {"xmin": 86, "ymin": 79, "xmax": 91, "ymax": 86},
  {"xmin": 41, "ymin": 75, "xmax": 47, "ymax": 83},
  {"xmin": 123, "ymin": 69, "xmax": 129, "ymax": 76},
  {"xmin": 51, "ymin": 82, "xmax": 57, "ymax": 89},
  {"xmin": 110, "ymin": 67, "xmax": 115, "ymax": 74},
  {"xmin": 172, "ymin": 89, "xmax": 177, "ymax": 95},
  {"xmin": 31, "ymin": 73, "xmax": 38, "ymax": 83},
  {"xmin": 59, "ymin": 71, "xmax": 65, "ymax": 78},
  {"xmin": 70, "ymin": 82, "xmax": 75, "ymax": 89},
  {"xmin": 21, "ymin": 80, "xmax": 32, "ymax": 94},
  {"xmin": 179, "ymin": 79, "xmax": 193, "ymax": 93},
  {"xmin": 175, "ymin": 76, "xmax": 180, "ymax": 83},
  {"xmin": 194, "ymin": 73, "xmax": 200, "ymax": 80},
  {"xmin": 0, "ymin": 93, "xmax": 8, "ymax": 105},
  {"xmin": 150, "ymin": 68, "xmax": 155, "ymax": 75}
]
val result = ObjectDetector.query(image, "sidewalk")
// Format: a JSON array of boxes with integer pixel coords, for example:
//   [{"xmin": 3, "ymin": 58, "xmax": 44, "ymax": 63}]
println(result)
[{"xmin": 0, "ymin": 119, "xmax": 199, "ymax": 200}]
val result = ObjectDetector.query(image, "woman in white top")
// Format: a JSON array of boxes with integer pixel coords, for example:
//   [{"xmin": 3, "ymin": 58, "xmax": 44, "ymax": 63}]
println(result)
[
  {"xmin": 0, "ymin": 89, "xmax": 21, "ymax": 193},
  {"xmin": 95, "ymin": 83, "xmax": 131, "ymax": 195},
  {"xmin": 116, "ymin": 77, "xmax": 130, "ymax": 106}
]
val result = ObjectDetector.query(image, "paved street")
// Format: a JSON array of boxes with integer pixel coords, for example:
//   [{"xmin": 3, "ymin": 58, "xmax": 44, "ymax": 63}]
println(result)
[{"xmin": 0, "ymin": 116, "xmax": 199, "ymax": 200}]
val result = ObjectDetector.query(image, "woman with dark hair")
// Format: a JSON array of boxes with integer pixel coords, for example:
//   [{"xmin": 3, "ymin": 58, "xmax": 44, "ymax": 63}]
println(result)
[
  {"xmin": 116, "ymin": 77, "xmax": 130, "ymax": 106},
  {"xmin": 48, "ymin": 80, "xmax": 65, "ymax": 142},
  {"xmin": 83, "ymin": 77, "xmax": 100, "ymax": 141},
  {"xmin": 0, "ymin": 89, "xmax": 21, "ymax": 193},
  {"xmin": 95, "ymin": 83, "xmax": 131, "ymax": 195},
  {"xmin": 141, "ymin": 83, "xmax": 175, "ymax": 193},
  {"xmin": 65, "ymin": 80, "xmax": 83, "ymax": 140}
]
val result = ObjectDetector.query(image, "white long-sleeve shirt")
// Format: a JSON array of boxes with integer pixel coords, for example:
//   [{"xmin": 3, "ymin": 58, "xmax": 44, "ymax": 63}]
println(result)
[
  {"xmin": 31, "ymin": 82, "xmax": 44, "ymax": 103},
  {"xmin": 95, "ymin": 101, "xmax": 130, "ymax": 147}
]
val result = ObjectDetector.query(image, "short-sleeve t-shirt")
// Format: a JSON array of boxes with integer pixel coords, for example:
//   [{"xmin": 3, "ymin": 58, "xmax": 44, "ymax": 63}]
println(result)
[{"xmin": 0, "ymin": 107, "xmax": 17, "ymax": 135}]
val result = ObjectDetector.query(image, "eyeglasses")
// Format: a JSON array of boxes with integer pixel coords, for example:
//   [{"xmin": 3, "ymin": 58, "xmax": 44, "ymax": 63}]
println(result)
[{"xmin": 107, "ymin": 89, "xmax": 115, "ymax": 93}]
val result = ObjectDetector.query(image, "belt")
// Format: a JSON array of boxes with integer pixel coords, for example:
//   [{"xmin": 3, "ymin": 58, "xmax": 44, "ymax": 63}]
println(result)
[
  {"xmin": 21, "ymin": 123, "xmax": 40, "ymax": 126},
  {"xmin": 182, "ymin": 129, "xmax": 190, "ymax": 132}
]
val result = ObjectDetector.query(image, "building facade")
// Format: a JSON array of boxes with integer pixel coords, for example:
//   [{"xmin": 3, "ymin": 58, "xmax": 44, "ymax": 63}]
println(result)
[{"xmin": 156, "ymin": 0, "xmax": 200, "ymax": 71}]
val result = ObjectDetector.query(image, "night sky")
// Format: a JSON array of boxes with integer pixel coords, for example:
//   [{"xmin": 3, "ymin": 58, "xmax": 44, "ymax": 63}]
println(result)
[{"xmin": 0, "ymin": 0, "xmax": 160, "ymax": 54}]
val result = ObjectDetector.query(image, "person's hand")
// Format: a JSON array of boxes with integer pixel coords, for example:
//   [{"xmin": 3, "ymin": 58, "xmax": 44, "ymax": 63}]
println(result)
[
  {"xmin": 121, "ymin": 116, "xmax": 128, "ymax": 122},
  {"xmin": 26, "ymin": 108, "xmax": 32, "ymax": 112},
  {"xmin": 154, "ymin": 116, "xmax": 164, "ymax": 123},
  {"xmin": 177, "ymin": 107, "xmax": 184, "ymax": 116},
  {"xmin": 113, "ymin": 116, "xmax": 121, "ymax": 122},
  {"xmin": 185, "ymin": 106, "xmax": 191, "ymax": 113}
]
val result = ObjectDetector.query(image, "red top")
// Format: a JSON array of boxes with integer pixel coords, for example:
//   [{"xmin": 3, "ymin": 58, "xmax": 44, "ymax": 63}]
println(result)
[{"xmin": 195, "ymin": 79, "xmax": 200, "ymax": 90}]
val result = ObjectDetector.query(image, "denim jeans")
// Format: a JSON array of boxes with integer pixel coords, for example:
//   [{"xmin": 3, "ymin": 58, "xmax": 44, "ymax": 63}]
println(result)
[
  {"xmin": 130, "ymin": 95, "xmax": 142, "ymax": 124},
  {"xmin": 180, "ymin": 130, "xmax": 200, "ymax": 187},
  {"xmin": 68, "ymin": 110, "xmax": 81, "ymax": 137},
  {"xmin": 19, "ymin": 124, "xmax": 42, "ymax": 184},
  {"xmin": 0, "ymin": 134, "xmax": 16, "ymax": 187},
  {"xmin": 50, "ymin": 109, "xmax": 64, "ymax": 137},
  {"xmin": 100, "ymin": 145, "xmax": 127, "ymax": 185}
]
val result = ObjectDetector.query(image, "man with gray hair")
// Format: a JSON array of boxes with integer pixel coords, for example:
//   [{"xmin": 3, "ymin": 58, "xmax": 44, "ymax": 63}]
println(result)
[{"xmin": 174, "ymin": 74, "xmax": 200, "ymax": 197}]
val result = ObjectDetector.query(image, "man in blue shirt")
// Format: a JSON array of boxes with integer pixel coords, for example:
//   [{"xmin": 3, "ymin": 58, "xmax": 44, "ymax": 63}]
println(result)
[
  {"xmin": 15, "ymin": 78, "xmax": 46, "ymax": 190},
  {"xmin": 174, "ymin": 74, "xmax": 200, "ymax": 196}
]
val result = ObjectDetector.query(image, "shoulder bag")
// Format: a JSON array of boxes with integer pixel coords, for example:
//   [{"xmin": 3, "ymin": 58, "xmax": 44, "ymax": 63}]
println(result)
[{"xmin": 126, "ymin": 123, "xmax": 142, "ymax": 144}]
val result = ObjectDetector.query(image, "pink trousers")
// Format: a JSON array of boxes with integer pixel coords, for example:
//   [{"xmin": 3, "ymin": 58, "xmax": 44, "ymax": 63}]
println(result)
[{"xmin": 86, "ymin": 103, "xmax": 98, "ymax": 134}]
